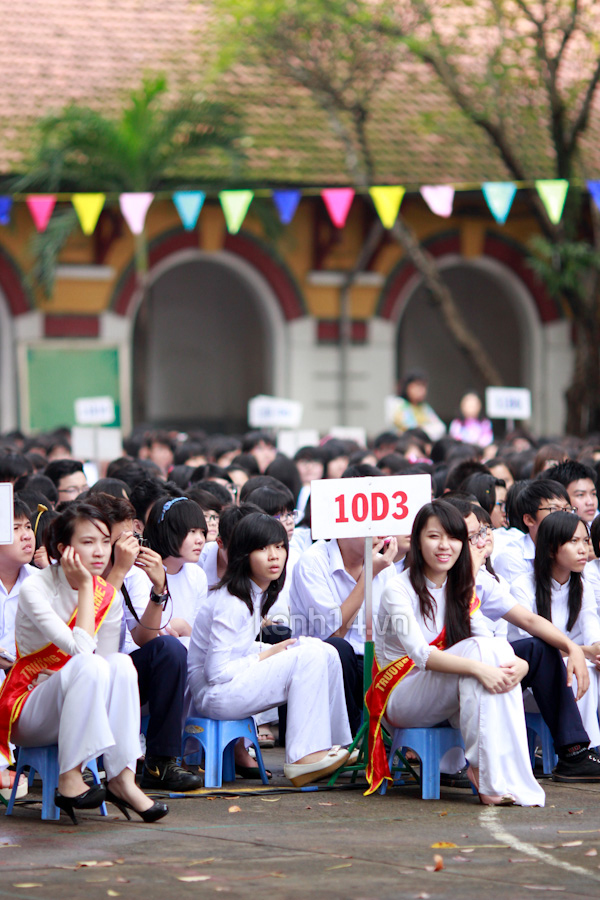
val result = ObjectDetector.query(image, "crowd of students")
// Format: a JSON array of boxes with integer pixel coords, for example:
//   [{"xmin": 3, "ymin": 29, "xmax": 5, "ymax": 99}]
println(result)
[{"xmin": 1, "ymin": 419, "xmax": 600, "ymax": 821}]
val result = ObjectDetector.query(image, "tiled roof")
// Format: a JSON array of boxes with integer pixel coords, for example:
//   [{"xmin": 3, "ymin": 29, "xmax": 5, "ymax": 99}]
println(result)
[{"xmin": 1, "ymin": 1, "xmax": 599, "ymax": 185}]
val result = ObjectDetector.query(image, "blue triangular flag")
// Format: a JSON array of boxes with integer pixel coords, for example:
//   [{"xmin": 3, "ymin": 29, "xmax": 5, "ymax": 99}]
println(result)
[
  {"xmin": 173, "ymin": 191, "xmax": 205, "ymax": 230},
  {"xmin": 587, "ymin": 181, "xmax": 600, "ymax": 213},
  {"xmin": 0, "ymin": 196, "xmax": 12, "ymax": 226},
  {"xmin": 272, "ymin": 189, "xmax": 301, "ymax": 225},
  {"xmin": 482, "ymin": 182, "xmax": 517, "ymax": 225}
]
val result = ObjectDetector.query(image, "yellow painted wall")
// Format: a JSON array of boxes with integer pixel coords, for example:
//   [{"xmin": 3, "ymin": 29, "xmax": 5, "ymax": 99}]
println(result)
[{"xmin": 0, "ymin": 194, "xmax": 542, "ymax": 320}]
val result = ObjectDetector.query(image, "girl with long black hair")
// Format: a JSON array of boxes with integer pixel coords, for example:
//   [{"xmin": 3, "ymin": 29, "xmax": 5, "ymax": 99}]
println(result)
[
  {"xmin": 187, "ymin": 512, "xmax": 351, "ymax": 786},
  {"xmin": 509, "ymin": 512, "xmax": 600, "ymax": 748},
  {"xmin": 373, "ymin": 499, "xmax": 544, "ymax": 805}
]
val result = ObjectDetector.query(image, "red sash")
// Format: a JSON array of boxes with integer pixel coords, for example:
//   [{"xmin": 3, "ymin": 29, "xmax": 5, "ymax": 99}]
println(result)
[
  {"xmin": 0, "ymin": 575, "xmax": 116, "ymax": 766},
  {"xmin": 364, "ymin": 592, "xmax": 481, "ymax": 795}
]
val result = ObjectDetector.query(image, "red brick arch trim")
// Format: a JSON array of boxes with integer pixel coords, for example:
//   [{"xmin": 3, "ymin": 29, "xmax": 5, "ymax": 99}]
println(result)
[
  {"xmin": 111, "ymin": 227, "xmax": 305, "ymax": 320},
  {"xmin": 376, "ymin": 230, "xmax": 559, "ymax": 324},
  {"xmin": 0, "ymin": 245, "xmax": 32, "ymax": 315}
]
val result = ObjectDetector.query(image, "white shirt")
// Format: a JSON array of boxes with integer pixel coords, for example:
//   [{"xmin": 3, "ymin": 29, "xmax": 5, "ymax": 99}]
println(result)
[
  {"xmin": 476, "ymin": 567, "xmax": 517, "ymax": 623},
  {"xmin": 508, "ymin": 572, "xmax": 600, "ymax": 646},
  {"xmin": 187, "ymin": 582, "xmax": 262, "ymax": 696},
  {"xmin": 16, "ymin": 565, "xmax": 122, "ymax": 658},
  {"xmin": 495, "ymin": 532, "xmax": 536, "ymax": 584},
  {"xmin": 289, "ymin": 539, "xmax": 397, "ymax": 654},
  {"xmin": 0, "ymin": 564, "xmax": 35, "ymax": 658},
  {"xmin": 584, "ymin": 559, "xmax": 600, "ymax": 613},
  {"xmin": 375, "ymin": 569, "xmax": 492, "ymax": 669},
  {"xmin": 491, "ymin": 526, "xmax": 525, "ymax": 564},
  {"xmin": 162, "ymin": 563, "xmax": 208, "ymax": 650},
  {"xmin": 198, "ymin": 541, "xmax": 220, "ymax": 588},
  {"xmin": 120, "ymin": 565, "xmax": 154, "ymax": 654}
]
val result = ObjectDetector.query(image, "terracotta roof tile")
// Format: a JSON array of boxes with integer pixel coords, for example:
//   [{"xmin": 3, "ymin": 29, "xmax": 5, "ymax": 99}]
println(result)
[{"xmin": 1, "ymin": 1, "xmax": 600, "ymax": 185}]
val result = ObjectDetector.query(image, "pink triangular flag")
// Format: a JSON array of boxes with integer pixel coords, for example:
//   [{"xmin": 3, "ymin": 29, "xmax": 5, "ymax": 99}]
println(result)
[
  {"xmin": 420, "ymin": 185, "xmax": 455, "ymax": 218},
  {"xmin": 26, "ymin": 195, "xmax": 56, "ymax": 232},
  {"xmin": 119, "ymin": 192, "xmax": 154, "ymax": 235},
  {"xmin": 322, "ymin": 188, "xmax": 355, "ymax": 229}
]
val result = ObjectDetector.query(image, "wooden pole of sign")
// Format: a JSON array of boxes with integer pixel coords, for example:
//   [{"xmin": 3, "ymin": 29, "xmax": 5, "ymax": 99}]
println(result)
[{"xmin": 328, "ymin": 536, "xmax": 374, "ymax": 786}]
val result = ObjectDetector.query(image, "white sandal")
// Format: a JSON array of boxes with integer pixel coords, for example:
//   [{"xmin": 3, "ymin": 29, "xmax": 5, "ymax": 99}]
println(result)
[
  {"xmin": 284, "ymin": 746, "xmax": 350, "ymax": 787},
  {"xmin": 0, "ymin": 771, "xmax": 27, "ymax": 802}
]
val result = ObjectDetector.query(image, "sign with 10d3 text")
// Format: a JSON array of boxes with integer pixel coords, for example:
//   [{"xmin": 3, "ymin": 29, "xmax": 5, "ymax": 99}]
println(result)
[{"xmin": 310, "ymin": 474, "xmax": 432, "ymax": 540}]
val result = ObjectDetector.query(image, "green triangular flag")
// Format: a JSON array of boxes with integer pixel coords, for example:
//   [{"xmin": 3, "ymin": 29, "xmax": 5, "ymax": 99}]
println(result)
[
  {"xmin": 219, "ymin": 190, "xmax": 253, "ymax": 234},
  {"xmin": 535, "ymin": 179, "xmax": 569, "ymax": 225}
]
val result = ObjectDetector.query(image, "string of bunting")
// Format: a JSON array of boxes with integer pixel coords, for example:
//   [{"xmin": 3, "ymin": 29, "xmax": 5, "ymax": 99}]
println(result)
[{"xmin": 0, "ymin": 178, "xmax": 589, "ymax": 236}]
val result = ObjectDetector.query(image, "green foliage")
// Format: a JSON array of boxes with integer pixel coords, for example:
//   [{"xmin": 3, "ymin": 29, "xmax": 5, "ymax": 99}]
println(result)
[
  {"xmin": 528, "ymin": 235, "xmax": 600, "ymax": 301},
  {"xmin": 13, "ymin": 74, "xmax": 242, "ymax": 296},
  {"xmin": 27, "ymin": 206, "xmax": 78, "ymax": 298},
  {"xmin": 13, "ymin": 74, "xmax": 241, "ymax": 193}
]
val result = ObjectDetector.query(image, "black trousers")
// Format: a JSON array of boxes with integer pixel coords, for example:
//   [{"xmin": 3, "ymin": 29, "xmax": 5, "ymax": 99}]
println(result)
[
  {"xmin": 325, "ymin": 637, "xmax": 364, "ymax": 735},
  {"xmin": 130, "ymin": 635, "xmax": 187, "ymax": 759},
  {"xmin": 511, "ymin": 637, "xmax": 589, "ymax": 753}
]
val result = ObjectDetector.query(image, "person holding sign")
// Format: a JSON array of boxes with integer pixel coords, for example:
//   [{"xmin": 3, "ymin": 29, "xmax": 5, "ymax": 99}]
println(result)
[
  {"xmin": 187, "ymin": 513, "xmax": 352, "ymax": 787},
  {"xmin": 0, "ymin": 503, "xmax": 168, "ymax": 824},
  {"xmin": 369, "ymin": 500, "xmax": 544, "ymax": 805}
]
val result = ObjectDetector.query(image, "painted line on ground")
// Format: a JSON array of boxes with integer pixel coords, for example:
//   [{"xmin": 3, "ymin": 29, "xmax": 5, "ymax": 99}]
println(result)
[{"xmin": 480, "ymin": 805, "xmax": 600, "ymax": 883}]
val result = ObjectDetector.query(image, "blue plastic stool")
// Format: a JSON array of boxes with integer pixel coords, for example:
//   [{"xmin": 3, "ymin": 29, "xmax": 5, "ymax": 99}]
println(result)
[
  {"xmin": 381, "ymin": 726, "xmax": 466, "ymax": 799},
  {"xmin": 6, "ymin": 746, "xmax": 107, "ymax": 820},
  {"xmin": 525, "ymin": 712, "xmax": 557, "ymax": 775},
  {"xmin": 181, "ymin": 717, "xmax": 269, "ymax": 788}
]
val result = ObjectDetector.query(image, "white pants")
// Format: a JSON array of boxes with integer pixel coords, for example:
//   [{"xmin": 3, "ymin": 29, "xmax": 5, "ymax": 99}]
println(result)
[
  {"xmin": 190, "ymin": 637, "xmax": 351, "ymax": 763},
  {"xmin": 385, "ymin": 636, "xmax": 545, "ymax": 807},
  {"xmin": 13, "ymin": 653, "xmax": 142, "ymax": 779}
]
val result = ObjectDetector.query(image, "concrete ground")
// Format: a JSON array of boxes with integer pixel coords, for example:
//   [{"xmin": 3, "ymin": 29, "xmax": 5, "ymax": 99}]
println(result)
[{"xmin": 2, "ymin": 750, "xmax": 600, "ymax": 900}]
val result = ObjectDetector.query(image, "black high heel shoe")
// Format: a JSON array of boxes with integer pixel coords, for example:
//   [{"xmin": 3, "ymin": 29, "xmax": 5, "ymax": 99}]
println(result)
[
  {"xmin": 105, "ymin": 787, "xmax": 168, "ymax": 823},
  {"xmin": 54, "ymin": 783, "xmax": 106, "ymax": 825}
]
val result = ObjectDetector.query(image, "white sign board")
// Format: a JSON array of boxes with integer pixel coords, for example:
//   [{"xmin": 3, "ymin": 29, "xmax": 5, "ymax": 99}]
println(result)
[
  {"xmin": 74, "ymin": 395, "xmax": 116, "ymax": 426},
  {"xmin": 0, "ymin": 483, "xmax": 14, "ymax": 545},
  {"xmin": 72, "ymin": 426, "xmax": 123, "ymax": 462},
  {"xmin": 248, "ymin": 395, "xmax": 303, "ymax": 429},
  {"xmin": 277, "ymin": 429, "xmax": 321, "ymax": 458},
  {"xmin": 485, "ymin": 387, "xmax": 531, "ymax": 421},
  {"xmin": 310, "ymin": 474, "xmax": 432, "ymax": 539}
]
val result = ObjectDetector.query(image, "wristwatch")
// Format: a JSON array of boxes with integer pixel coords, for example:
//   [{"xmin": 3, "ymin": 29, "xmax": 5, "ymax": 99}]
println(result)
[{"xmin": 149, "ymin": 585, "xmax": 168, "ymax": 605}]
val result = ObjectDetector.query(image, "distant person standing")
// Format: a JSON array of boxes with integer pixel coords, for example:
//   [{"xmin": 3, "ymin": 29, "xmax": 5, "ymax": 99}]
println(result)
[
  {"xmin": 393, "ymin": 370, "xmax": 446, "ymax": 441},
  {"xmin": 450, "ymin": 392, "xmax": 493, "ymax": 448}
]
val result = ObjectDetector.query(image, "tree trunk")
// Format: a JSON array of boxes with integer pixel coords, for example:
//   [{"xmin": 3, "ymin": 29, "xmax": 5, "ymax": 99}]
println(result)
[
  {"xmin": 391, "ymin": 216, "xmax": 504, "ymax": 387},
  {"xmin": 565, "ymin": 315, "xmax": 600, "ymax": 435}
]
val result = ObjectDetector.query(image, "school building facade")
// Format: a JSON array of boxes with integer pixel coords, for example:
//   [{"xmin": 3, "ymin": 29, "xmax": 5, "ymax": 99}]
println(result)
[
  {"xmin": 0, "ymin": 2, "xmax": 578, "ymax": 439},
  {"xmin": 0, "ymin": 192, "xmax": 571, "ymax": 438}
]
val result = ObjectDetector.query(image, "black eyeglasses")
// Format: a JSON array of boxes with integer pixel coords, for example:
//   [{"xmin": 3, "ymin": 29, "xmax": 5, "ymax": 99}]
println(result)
[{"xmin": 538, "ymin": 506, "xmax": 577, "ymax": 515}]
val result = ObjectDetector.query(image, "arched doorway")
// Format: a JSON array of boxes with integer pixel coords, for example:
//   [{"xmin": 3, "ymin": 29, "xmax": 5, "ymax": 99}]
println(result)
[
  {"xmin": 132, "ymin": 250, "xmax": 287, "ymax": 432},
  {"xmin": 394, "ymin": 256, "xmax": 543, "ymax": 429}
]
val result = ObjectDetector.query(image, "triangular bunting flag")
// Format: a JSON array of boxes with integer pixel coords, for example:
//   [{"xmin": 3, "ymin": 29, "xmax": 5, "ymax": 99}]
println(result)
[
  {"xmin": 369, "ymin": 186, "xmax": 405, "ymax": 229},
  {"xmin": 119, "ymin": 192, "xmax": 154, "ymax": 235},
  {"xmin": 72, "ymin": 193, "xmax": 106, "ymax": 235},
  {"xmin": 587, "ymin": 181, "xmax": 600, "ymax": 213},
  {"xmin": 219, "ymin": 190, "xmax": 253, "ymax": 234},
  {"xmin": 535, "ymin": 179, "xmax": 568, "ymax": 225},
  {"xmin": 0, "ymin": 196, "xmax": 12, "ymax": 226},
  {"xmin": 321, "ymin": 188, "xmax": 355, "ymax": 229},
  {"xmin": 420, "ymin": 185, "xmax": 454, "ymax": 218},
  {"xmin": 272, "ymin": 189, "xmax": 301, "ymax": 225},
  {"xmin": 482, "ymin": 182, "xmax": 517, "ymax": 225},
  {"xmin": 26, "ymin": 195, "xmax": 56, "ymax": 232},
  {"xmin": 173, "ymin": 191, "xmax": 205, "ymax": 231}
]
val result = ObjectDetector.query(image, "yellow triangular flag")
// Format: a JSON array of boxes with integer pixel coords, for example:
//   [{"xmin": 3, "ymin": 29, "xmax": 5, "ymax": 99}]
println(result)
[
  {"xmin": 369, "ymin": 186, "xmax": 405, "ymax": 229},
  {"xmin": 72, "ymin": 193, "xmax": 106, "ymax": 235},
  {"xmin": 535, "ymin": 180, "xmax": 568, "ymax": 225}
]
